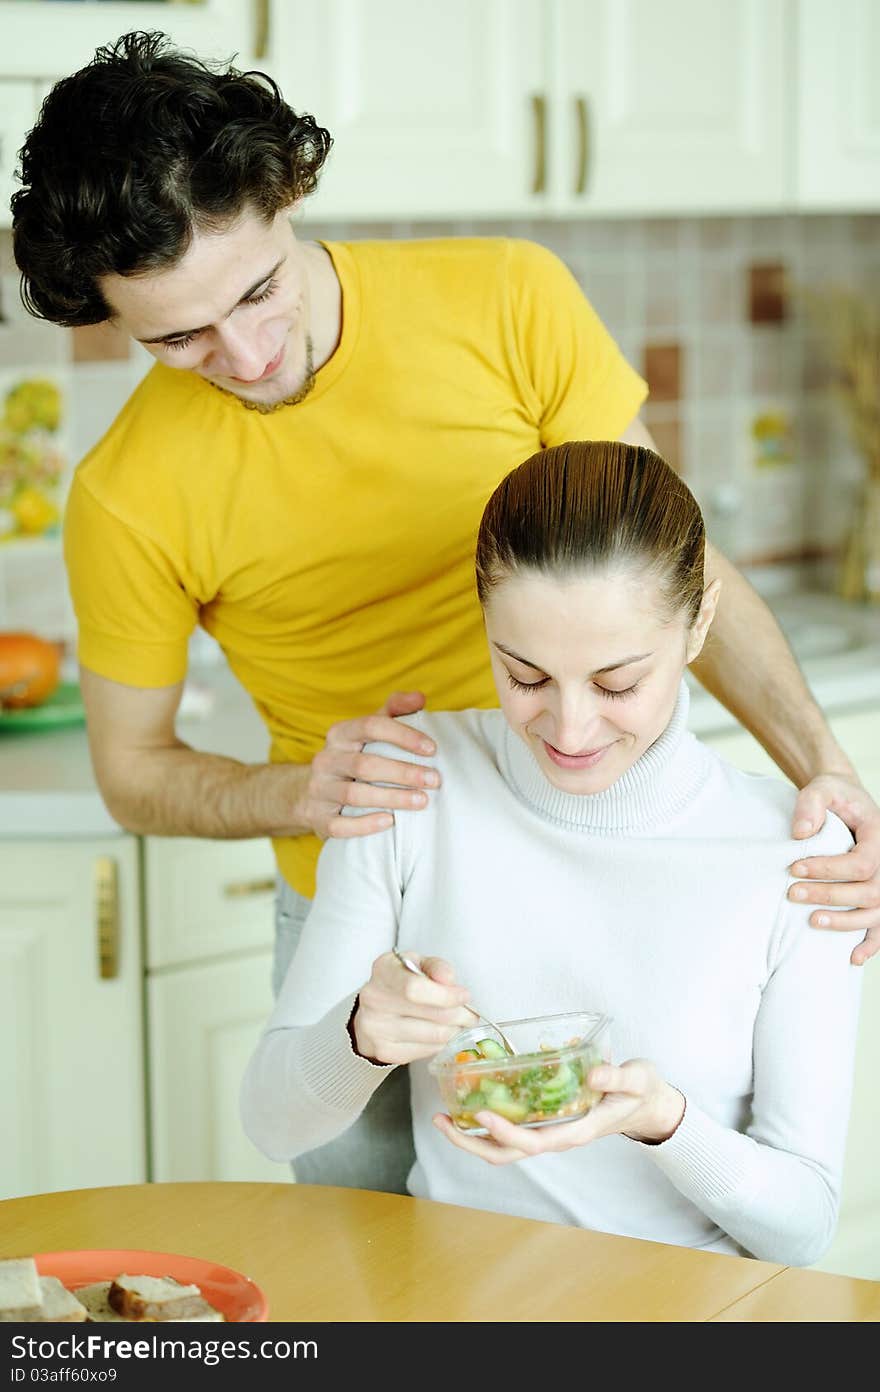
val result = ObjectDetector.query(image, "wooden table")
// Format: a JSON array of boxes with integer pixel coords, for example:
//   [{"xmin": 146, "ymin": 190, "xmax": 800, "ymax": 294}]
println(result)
[{"xmin": 1, "ymin": 1183, "xmax": 878, "ymax": 1322}]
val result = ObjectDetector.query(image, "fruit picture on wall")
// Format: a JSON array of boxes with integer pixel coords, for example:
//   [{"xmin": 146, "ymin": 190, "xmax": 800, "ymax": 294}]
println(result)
[{"xmin": 0, "ymin": 375, "xmax": 65, "ymax": 543}]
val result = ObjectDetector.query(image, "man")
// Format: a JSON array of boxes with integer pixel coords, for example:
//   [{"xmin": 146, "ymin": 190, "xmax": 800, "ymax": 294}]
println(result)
[{"xmin": 12, "ymin": 32, "xmax": 879, "ymax": 1194}]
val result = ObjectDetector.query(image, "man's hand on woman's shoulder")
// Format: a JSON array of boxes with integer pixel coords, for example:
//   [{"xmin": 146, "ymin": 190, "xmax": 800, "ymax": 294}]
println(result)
[
  {"xmin": 304, "ymin": 690, "xmax": 441, "ymax": 841},
  {"xmin": 788, "ymin": 774, "xmax": 880, "ymax": 965}
]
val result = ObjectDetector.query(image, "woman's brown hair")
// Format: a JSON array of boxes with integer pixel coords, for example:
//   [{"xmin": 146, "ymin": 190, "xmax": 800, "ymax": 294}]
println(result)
[{"xmin": 475, "ymin": 441, "xmax": 706, "ymax": 625}]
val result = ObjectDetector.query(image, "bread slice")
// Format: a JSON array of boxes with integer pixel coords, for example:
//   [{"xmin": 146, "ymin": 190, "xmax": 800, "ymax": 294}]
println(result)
[
  {"xmin": 108, "ymin": 1274, "xmax": 218, "ymax": 1321},
  {"xmin": 0, "ymin": 1257, "xmax": 43, "ymax": 1321},
  {"xmin": 72, "ymin": 1281, "xmax": 129, "ymax": 1323},
  {"xmin": 75, "ymin": 1279, "xmax": 223, "ymax": 1323},
  {"xmin": 165, "ymin": 1308, "xmax": 225, "ymax": 1323},
  {"xmin": 14, "ymin": 1277, "xmax": 88, "ymax": 1323}
]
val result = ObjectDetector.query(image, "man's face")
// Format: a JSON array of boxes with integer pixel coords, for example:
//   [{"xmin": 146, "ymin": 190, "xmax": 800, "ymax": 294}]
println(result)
[{"xmin": 98, "ymin": 206, "xmax": 313, "ymax": 408}]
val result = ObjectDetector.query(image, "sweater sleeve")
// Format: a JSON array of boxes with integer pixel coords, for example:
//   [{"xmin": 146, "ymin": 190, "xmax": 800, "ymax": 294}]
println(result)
[
  {"xmin": 644, "ymin": 814, "xmax": 863, "ymax": 1266},
  {"xmin": 239, "ymin": 803, "xmax": 409, "ymax": 1162}
]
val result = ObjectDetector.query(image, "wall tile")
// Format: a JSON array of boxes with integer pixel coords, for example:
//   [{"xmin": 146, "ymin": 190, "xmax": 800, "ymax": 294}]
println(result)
[
  {"xmin": 0, "ymin": 212, "xmax": 877, "ymax": 631},
  {"xmin": 640, "ymin": 219, "xmax": 681, "ymax": 254},
  {"xmin": 693, "ymin": 338, "xmax": 739, "ymax": 399},
  {"xmin": 644, "ymin": 262, "xmax": 681, "ymax": 331},
  {"xmin": 699, "ymin": 262, "xmax": 740, "ymax": 325},
  {"xmin": 748, "ymin": 262, "xmax": 789, "ymax": 323},
  {"xmin": 749, "ymin": 327, "xmax": 794, "ymax": 395},
  {"xmin": 644, "ymin": 417, "xmax": 681, "ymax": 472},
  {"xmin": 574, "ymin": 268, "xmax": 629, "ymax": 339},
  {"xmin": 0, "ymin": 274, "xmax": 69, "ymax": 370},
  {"xmin": 72, "ymin": 321, "xmax": 130, "ymax": 363},
  {"xmin": 643, "ymin": 342, "xmax": 682, "ymax": 402},
  {"xmin": 697, "ymin": 218, "xmax": 737, "ymax": 251}
]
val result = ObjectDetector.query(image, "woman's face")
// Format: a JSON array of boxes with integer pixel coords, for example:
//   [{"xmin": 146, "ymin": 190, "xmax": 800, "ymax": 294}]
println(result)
[{"xmin": 483, "ymin": 565, "xmax": 717, "ymax": 795}]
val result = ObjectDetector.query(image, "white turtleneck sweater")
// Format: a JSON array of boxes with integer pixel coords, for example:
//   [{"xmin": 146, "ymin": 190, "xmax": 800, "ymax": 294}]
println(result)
[{"xmin": 241, "ymin": 685, "xmax": 863, "ymax": 1265}]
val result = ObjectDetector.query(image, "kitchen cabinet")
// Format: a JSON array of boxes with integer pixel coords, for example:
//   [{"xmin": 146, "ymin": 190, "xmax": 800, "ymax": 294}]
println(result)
[
  {"xmin": 796, "ymin": 0, "xmax": 880, "ymax": 209},
  {"xmin": 0, "ymin": 0, "xmax": 263, "ymax": 80},
  {"xmin": 703, "ymin": 701, "xmax": 880, "ymax": 1281},
  {"xmin": 144, "ymin": 836, "xmax": 291, "ymax": 1183},
  {"xmin": 0, "ymin": 836, "xmax": 145, "ymax": 1200},
  {"xmin": 549, "ymin": 0, "xmax": 787, "ymax": 215},
  {"xmin": 273, "ymin": 0, "xmax": 546, "ymax": 221},
  {"xmin": 0, "ymin": 79, "xmax": 41, "ymax": 228},
  {"xmin": 0, "ymin": 828, "xmax": 288, "ymax": 1198},
  {"xmin": 277, "ymin": 0, "xmax": 788, "ymax": 220}
]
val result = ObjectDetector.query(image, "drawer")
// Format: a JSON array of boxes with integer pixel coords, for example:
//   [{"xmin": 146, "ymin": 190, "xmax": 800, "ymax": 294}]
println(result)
[{"xmin": 144, "ymin": 837, "xmax": 277, "ymax": 969}]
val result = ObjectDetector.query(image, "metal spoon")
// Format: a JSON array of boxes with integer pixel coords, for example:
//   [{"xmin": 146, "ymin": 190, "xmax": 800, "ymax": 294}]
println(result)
[{"xmin": 392, "ymin": 947, "xmax": 517, "ymax": 1055}]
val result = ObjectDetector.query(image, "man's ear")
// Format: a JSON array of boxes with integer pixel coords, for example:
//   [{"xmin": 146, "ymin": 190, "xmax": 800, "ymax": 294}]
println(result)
[{"xmin": 686, "ymin": 577, "xmax": 722, "ymax": 664}]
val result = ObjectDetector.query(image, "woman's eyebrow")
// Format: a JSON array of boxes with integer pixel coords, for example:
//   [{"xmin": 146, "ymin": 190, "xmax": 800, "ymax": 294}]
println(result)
[
  {"xmin": 493, "ymin": 641, "xmax": 652, "ymax": 676},
  {"xmin": 493, "ymin": 641, "xmax": 545, "ymax": 671}
]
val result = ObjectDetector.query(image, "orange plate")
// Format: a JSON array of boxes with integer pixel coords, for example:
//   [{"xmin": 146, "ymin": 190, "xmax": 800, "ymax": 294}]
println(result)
[{"xmin": 34, "ymin": 1249, "xmax": 268, "ymax": 1323}]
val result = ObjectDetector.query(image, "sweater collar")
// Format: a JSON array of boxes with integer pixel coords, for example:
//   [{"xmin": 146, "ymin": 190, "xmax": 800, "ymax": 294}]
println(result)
[{"xmin": 498, "ymin": 681, "xmax": 712, "ymax": 833}]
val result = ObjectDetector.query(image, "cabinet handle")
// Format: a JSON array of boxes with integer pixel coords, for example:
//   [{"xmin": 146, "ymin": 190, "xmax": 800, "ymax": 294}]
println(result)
[
  {"xmin": 223, "ymin": 877, "xmax": 276, "ymax": 898},
  {"xmin": 254, "ymin": 0, "xmax": 270, "ymax": 60},
  {"xmin": 530, "ymin": 93, "xmax": 547, "ymax": 195},
  {"xmin": 95, "ymin": 856, "xmax": 119, "ymax": 981},
  {"xmin": 574, "ymin": 95, "xmax": 590, "ymax": 195}
]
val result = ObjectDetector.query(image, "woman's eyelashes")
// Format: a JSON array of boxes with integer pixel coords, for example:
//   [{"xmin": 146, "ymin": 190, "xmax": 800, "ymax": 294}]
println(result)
[
  {"xmin": 507, "ymin": 673, "xmax": 550, "ymax": 693},
  {"xmin": 506, "ymin": 671, "xmax": 640, "ymax": 700},
  {"xmin": 601, "ymin": 682, "xmax": 640, "ymax": 701},
  {"xmin": 163, "ymin": 279, "xmax": 280, "ymax": 352}
]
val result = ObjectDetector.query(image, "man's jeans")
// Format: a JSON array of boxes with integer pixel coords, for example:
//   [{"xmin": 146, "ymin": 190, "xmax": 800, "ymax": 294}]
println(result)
[{"xmin": 273, "ymin": 877, "xmax": 416, "ymax": 1194}]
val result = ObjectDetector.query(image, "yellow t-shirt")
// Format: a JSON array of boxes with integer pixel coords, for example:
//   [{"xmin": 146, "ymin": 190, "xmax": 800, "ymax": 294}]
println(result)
[{"xmin": 64, "ymin": 237, "xmax": 647, "ymax": 896}]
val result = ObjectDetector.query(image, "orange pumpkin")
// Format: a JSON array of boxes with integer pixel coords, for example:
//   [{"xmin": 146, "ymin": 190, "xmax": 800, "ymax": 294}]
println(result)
[{"xmin": 0, "ymin": 632, "xmax": 61, "ymax": 709}]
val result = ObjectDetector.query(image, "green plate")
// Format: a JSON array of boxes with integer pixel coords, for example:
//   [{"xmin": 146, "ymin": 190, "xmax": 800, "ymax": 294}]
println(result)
[{"xmin": 0, "ymin": 681, "xmax": 85, "ymax": 731}]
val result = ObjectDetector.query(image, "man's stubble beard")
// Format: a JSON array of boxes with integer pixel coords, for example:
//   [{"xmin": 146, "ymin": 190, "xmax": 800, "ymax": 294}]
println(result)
[{"xmin": 208, "ymin": 334, "xmax": 316, "ymax": 413}]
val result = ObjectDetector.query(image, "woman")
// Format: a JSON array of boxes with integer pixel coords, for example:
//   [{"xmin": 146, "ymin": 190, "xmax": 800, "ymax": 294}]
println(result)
[{"xmin": 241, "ymin": 441, "xmax": 862, "ymax": 1265}]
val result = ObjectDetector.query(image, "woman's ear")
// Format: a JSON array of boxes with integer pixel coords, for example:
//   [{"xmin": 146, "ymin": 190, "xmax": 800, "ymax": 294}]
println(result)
[{"xmin": 686, "ymin": 577, "xmax": 722, "ymax": 664}]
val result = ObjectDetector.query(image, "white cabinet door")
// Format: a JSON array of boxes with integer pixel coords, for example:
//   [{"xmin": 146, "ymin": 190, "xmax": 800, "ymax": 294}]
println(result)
[
  {"xmin": 704, "ymin": 702, "xmax": 880, "ymax": 1280},
  {"xmin": 0, "ymin": 837, "xmax": 145, "ymax": 1200},
  {"xmin": 0, "ymin": 80, "xmax": 39, "ymax": 229},
  {"xmin": 551, "ymin": 0, "xmax": 788, "ymax": 214},
  {"xmin": 0, "ymin": 1, "xmax": 261, "ymax": 79},
  {"xmin": 797, "ymin": 0, "xmax": 880, "ymax": 209},
  {"xmin": 274, "ymin": 0, "xmax": 546, "ymax": 220},
  {"xmin": 148, "ymin": 949, "xmax": 292, "ymax": 1183},
  {"xmin": 144, "ymin": 836, "xmax": 277, "ymax": 970}
]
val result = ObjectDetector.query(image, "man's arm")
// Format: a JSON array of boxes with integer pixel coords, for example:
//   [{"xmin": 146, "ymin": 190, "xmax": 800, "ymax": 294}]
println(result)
[
  {"xmin": 619, "ymin": 415, "xmax": 880, "ymax": 964},
  {"xmin": 692, "ymin": 546, "xmax": 856, "ymax": 788},
  {"xmin": 79, "ymin": 667, "xmax": 439, "ymax": 841},
  {"xmin": 618, "ymin": 419, "xmax": 849, "ymax": 777}
]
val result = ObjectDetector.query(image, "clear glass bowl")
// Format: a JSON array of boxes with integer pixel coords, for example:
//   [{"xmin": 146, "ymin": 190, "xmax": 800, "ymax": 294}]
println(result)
[{"xmin": 428, "ymin": 1010, "xmax": 612, "ymax": 1134}]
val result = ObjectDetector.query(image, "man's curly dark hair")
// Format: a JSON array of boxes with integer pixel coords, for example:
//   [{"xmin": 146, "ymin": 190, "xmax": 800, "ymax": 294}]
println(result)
[{"xmin": 11, "ymin": 30, "xmax": 332, "ymax": 327}]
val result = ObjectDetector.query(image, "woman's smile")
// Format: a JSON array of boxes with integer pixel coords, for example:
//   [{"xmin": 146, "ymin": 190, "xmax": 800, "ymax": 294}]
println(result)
[{"xmin": 540, "ymin": 740, "xmax": 614, "ymax": 770}]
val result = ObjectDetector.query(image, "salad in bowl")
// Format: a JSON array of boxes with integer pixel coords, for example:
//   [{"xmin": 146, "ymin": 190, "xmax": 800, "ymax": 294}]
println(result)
[{"xmin": 429, "ymin": 1010, "xmax": 612, "ymax": 1134}]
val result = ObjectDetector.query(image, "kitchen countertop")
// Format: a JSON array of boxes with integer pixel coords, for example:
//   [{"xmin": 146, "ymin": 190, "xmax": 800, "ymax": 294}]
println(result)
[
  {"xmin": 0, "ymin": 667, "xmax": 270, "ymax": 838},
  {"xmin": 1, "ymin": 585, "xmax": 879, "ymax": 839},
  {"xmin": 686, "ymin": 586, "xmax": 880, "ymax": 728}
]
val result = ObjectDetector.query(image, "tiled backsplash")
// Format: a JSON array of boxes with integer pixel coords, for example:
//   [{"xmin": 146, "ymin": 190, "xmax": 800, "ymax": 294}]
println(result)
[{"xmin": 0, "ymin": 211, "xmax": 877, "ymax": 641}]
